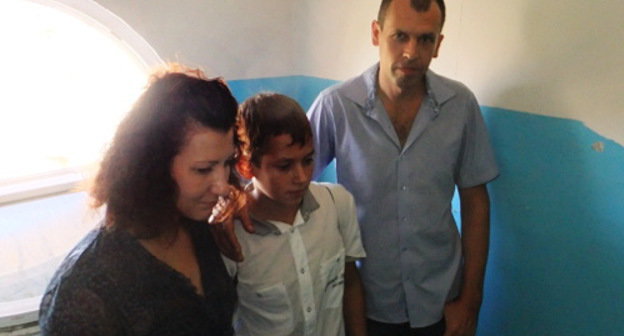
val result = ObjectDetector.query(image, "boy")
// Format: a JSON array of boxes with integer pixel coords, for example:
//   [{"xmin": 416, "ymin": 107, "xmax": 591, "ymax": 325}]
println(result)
[{"xmin": 222, "ymin": 93, "xmax": 367, "ymax": 336}]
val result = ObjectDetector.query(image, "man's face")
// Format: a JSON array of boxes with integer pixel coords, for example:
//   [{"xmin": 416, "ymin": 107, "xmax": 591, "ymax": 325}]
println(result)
[
  {"xmin": 251, "ymin": 134, "xmax": 314, "ymax": 210},
  {"xmin": 372, "ymin": 0, "xmax": 444, "ymax": 92}
]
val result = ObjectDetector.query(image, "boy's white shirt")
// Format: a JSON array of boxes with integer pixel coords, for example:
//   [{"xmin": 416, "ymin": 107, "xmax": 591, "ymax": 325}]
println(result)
[{"xmin": 222, "ymin": 182, "xmax": 366, "ymax": 336}]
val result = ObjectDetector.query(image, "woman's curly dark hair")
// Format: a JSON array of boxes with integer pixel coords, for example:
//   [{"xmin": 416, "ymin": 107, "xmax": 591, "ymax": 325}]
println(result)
[{"xmin": 91, "ymin": 64, "xmax": 239, "ymax": 238}]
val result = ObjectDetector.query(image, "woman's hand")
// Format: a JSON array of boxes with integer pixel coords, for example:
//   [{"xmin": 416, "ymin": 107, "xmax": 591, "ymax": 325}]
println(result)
[{"xmin": 208, "ymin": 187, "xmax": 254, "ymax": 261}]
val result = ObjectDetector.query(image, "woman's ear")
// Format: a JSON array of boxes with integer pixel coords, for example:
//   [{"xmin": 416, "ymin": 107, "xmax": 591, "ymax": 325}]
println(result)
[
  {"xmin": 234, "ymin": 119, "xmax": 254, "ymax": 180},
  {"xmin": 236, "ymin": 157, "xmax": 254, "ymax": 180}
]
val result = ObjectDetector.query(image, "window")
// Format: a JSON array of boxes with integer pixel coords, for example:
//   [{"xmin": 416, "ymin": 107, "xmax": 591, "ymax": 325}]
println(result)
[
  {"xmin": 0, "ymin": 0, "xmax": 159, "ymax": 203},
  {"xmin": 0, "ymin": 0, "xmax": 160, "ymax": 331}
]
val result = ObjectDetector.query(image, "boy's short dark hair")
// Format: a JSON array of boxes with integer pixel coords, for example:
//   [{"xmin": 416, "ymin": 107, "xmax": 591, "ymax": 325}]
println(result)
[{"xmin": 237, "ymin": 93, "xmax": 312, "ymax": 170}]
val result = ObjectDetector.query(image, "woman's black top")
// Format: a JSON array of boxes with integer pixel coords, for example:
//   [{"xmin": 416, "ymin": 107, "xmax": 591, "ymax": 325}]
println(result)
[{"xmin": 39, "ymin": 218, "xmax": 236, "ymax": 336}]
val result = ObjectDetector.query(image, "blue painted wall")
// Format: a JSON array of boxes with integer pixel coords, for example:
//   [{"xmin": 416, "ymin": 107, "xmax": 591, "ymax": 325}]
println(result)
[
  {"xmin": 229, "ymin": 76, "xmax": 624, "ymax": 336},
  {"xmin": 480, "ymin": 107, "xmax": 624, "ymax": 335}
]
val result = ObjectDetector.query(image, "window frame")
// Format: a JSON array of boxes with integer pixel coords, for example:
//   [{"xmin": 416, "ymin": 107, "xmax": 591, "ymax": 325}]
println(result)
[{"xmin": 0, "ymin": 0, "xmax": 161, "ymax": 206}]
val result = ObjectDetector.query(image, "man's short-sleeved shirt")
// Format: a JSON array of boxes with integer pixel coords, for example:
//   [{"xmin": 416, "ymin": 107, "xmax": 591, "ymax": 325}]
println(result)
[
  {"xmin": 222, "ymin": 182, "xmax": 366, "ymax": 336},
  {"xmin": 307, "ymin": 63, "xmax": 499, "ymax": 327}
]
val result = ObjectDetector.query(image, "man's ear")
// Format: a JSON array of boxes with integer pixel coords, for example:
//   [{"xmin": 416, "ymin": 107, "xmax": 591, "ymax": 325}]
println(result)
[
  {"xmin": 372, "ymin": 20, "xmax": 381, "ymax": 46},
  {"xmin": 433, "ymin": 34, "xmax": 444, "ymax": 58}
]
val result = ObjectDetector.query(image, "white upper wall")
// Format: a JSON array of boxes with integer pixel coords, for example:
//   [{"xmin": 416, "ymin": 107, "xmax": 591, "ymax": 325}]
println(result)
[
  {"xmin": 96, "ymin": 0, "xmax": 300, "ymax": 78},
  {"xmin": 95, "ymin": 0, "xmax": 624, "ymax": 144},
  {"xmin": 95, "ymin": 0, "xmax": 380, "ymax": 79},
  {"xmin": 292, "ymin": 1, "xmax": 378, "ymax": 80},
  {"xmin": 438, "ymin": 0, "xmax": 624, "ymax": 145}
]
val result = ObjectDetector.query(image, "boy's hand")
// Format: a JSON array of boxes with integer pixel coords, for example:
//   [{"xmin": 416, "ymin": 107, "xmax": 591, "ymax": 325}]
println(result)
[{"xmin": 208, "ymin": 188, "xmax": 254, "ymax": 262}]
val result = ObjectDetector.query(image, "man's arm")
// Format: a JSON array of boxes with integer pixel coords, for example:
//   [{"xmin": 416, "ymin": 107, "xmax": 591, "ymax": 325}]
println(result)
[
  {"xmin": 444, "ymin": 184, "xmax": 490, "ymax": 336},
  {"xmin": 343, "ymin": 262, "xmax": 367, "ymax": 336}
]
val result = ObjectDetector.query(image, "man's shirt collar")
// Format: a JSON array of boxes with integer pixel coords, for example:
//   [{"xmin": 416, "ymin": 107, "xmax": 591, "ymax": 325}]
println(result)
[{"xmin": 341, "ymin": 62, "xmax": 457, "ymax": 114}]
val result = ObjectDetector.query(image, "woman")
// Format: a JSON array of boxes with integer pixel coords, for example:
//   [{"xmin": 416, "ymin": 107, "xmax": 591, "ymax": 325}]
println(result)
[{"xmin": 39, "ymin": 65, "xmax": 241, "ymax": 335}]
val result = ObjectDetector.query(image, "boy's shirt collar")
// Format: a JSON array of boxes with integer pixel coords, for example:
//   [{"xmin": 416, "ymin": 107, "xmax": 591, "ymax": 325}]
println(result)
[{"xmin": 247, "ymin": 186, "xmax": 320, "ymax": 236}]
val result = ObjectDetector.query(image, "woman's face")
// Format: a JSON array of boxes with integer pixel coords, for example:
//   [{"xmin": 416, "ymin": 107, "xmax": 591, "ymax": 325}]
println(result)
[{"xmin": 171, "ymin": 124, "xmax": 236, "ymax": 221}]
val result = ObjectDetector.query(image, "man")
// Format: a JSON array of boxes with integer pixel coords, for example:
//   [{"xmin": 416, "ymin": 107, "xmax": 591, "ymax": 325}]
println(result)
[{"xmin": 307, "ymin": 0, "xmax": 499, "ymax": 335}]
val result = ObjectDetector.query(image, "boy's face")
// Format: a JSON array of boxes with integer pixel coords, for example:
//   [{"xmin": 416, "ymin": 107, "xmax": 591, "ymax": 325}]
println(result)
[{"xmin": 251, "ymin": 134, "xmax": 314, "ymax": 209}]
